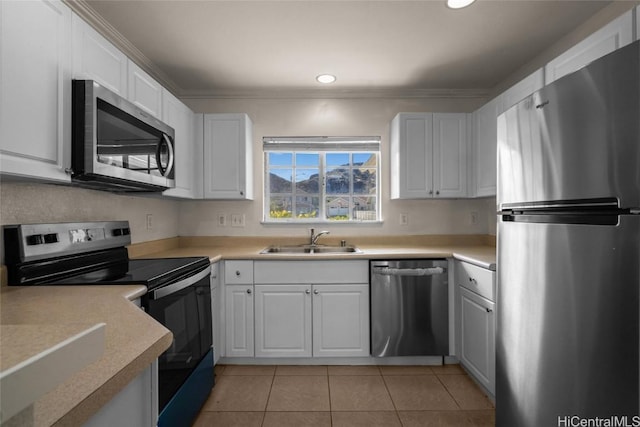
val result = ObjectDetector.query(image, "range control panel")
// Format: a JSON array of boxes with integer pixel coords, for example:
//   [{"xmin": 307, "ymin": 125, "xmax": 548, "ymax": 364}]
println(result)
[{"xmin": 4, "ymin": 221, "xmax": 131, "ymax": 263}]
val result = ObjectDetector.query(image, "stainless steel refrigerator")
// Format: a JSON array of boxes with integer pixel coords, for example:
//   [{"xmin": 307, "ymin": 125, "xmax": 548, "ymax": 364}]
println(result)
[{"xmin": 497, "ymin": 40, "xmax": 640, "ymax": 426}]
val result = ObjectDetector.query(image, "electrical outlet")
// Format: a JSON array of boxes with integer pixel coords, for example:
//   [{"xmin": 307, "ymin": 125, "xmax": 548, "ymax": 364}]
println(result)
[
  {"xmin": 470, "ymin": 211, "xmax": 478, "ymax": 225},
  {"xmin": 400, "ymin": 213, "xmax": 409, "ymax": 226},
  {"xmin": 231, "ymin": 213, "xmax": 245, "ymax": 227},
  {"xmin": 146, "ymin": 214, "xmax": 153, "ymax": 230},
  {"xmin": 218, "ymin": 213, "xmax": 227, "ymax": 227}
]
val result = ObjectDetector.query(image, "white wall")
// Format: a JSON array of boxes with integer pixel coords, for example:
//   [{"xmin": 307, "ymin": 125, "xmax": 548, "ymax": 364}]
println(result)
[
  {"xmin": 0, "ymin": 182, "xmax": 180, "ymax": 244},
  {"xmin": 180, "ymin": 96, "xmax": 497, "ymax": 237}
]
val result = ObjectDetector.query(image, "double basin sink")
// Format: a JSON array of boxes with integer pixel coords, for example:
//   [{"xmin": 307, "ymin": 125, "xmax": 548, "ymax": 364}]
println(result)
[{"xmin": 260, "ymin": 244, "xmax": 362, "ymax": 255}]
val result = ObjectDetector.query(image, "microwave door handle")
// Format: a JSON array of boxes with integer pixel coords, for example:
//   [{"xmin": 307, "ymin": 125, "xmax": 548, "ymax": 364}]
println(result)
[{"xmin": 156, "ymin": 134, "xmax": 174, "ymax": 177}]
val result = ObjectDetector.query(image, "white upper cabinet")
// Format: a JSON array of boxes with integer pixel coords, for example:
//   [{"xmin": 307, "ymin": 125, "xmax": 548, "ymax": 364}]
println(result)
[
  {"xmin": 471, "ymin": 97, "xmax": 501, "ymax": 198},
  {"xmin": 71, "ymin": 13, "xmax": 127, "ymax": 96},
  {"xmin": 0, "ymin": 0, "xmax": 72, "ymax": 183},
  {"xmin": 470, "ymin": 69, "xmax": 544, "ymax": 198},
  {"xmin": 545, "ymin": 11, "xmax": 633, "ymax": 84},
  {"xmin": 432, "ymin": 113, "xmax": 467, "ymax": 198},
  {"xmin": 127, "ymin": 61, "xmax": 163, "ymax": 119},
  {"xmin": 391, "ymin": 112, "xmax": 467, "ymax": 199},
  {"xmin": 499, "ymin": 69, "xmax": 544, "ymax": 115},
  {"xmin": 162, "ymin": 90, "xmax": 203, "ymax": 199},
  {"xmin": 203, "ymin": 113, "xmax": 254, "ymax": 200}
]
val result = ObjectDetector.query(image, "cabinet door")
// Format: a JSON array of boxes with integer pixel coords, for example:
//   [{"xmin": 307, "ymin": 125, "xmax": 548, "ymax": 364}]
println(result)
[
  {"xmin": 224, "ymin": 285, "xmax": 254, "ymax": 357},
  {"xmin": 71, "ymin": 13, "xmax": 127, "ymax": 96},
  {"xmin": 203, "ymin": 113, "xmax": 253, "ymax": 200},
  {"xmin": 255, "ymin": 285, "xmax": 312, "ymax": 357},
  {"xmin": 312, "ymin": 284, "xmax": 370, "ymax": 357},
  {"xmin": 459, "ymin": 286, "xmax": 495, "ymax": 395},
  {"xmin": 210, "ymin": 263, "xmax": 221, "ymax": 363},
  {"xmin": 471, "ymin": 98, "xmax": 500, "ymax": 197},
  {"xmin": 433, "ymin": 113, "xmax": 467, "ymax": 198},
  {"xmin": 390, "ymin": 113, "xmax": 433, "ymax": 199},
  {"xmin": 500, "ymin": 69, "xmax": 544, "ymax": 115},
  {"xmin": 545, "ymin": 11, "xmax": 633, "ymax": 84},
  {"xmin": 162, "ymin": 90, "xmax": 202, "ymax": 199},
  {"xmin": 127, "ymin": 61, "xmax": 162, "ymax": 118},
  {"xmin": 0, "ymin": 0, "xmax": 71, "ymax": 183}
]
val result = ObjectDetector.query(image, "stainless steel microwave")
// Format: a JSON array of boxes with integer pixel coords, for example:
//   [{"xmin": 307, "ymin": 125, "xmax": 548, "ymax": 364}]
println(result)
[{"xmin": 71, "ymin": 80, "xmax": 175, "ymax": 192}]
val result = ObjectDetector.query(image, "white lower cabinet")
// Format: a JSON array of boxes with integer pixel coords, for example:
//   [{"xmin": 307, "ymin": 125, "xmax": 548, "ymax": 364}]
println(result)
[
  {"xmin": 253, "ymin": 283, "xmax": 369, "ymax": 358},
  {"xmin": 225, "ymin": 260, "xmax": 370, "ymax": 359},
  {"xmin": 455, "ymin": 260, "xmax": 496, "ymax": 395},
  {"xmin": 255, "ymin": 285, "xmax": 312, "ymax": 357},
  {"xmin": 83, "ymin": 361, "xmax": 157, "ymax": 427},
  {"xmin": 224, "ymin": 284, "xmax": 254, "ymax": 358},
  {"xmin": 312, "ymin": 284, "xmax": 369, "ymax": 357},
  {"xmin": 210, "ymin": 262, "xmax": 221, "ymax": 364},
  {"xmin": 459, "ymin": 287, "xmax": 495, "ymax": 395}
]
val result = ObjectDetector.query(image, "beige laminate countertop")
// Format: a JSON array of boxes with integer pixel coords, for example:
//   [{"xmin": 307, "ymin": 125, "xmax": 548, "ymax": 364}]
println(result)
[
  {"xmin": 135, "ymin": 242, "xmax": 497, "ymax": 271},
  {"xmin": 0, "ymin": 285, "xmax": 172, "ymax": 427}
]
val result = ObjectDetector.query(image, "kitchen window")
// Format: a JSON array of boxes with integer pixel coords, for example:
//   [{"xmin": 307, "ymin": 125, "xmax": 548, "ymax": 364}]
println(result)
[{"xmin": 263, "ymin": 137, "xmax": 380, "ymax": 223}]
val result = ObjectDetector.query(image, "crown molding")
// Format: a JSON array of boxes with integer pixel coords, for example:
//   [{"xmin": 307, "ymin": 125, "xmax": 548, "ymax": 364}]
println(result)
[
  {"xmin": 63, "ymin": 0, "xmax": 181, "ymax": 95},
  {"xmin": 180, "ymin": 87, "xmax": 490, "ymax": 100}
]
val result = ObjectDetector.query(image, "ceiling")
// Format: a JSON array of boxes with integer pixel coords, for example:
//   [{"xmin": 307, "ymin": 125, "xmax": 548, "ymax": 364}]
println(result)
[{"xmin": 82, "ymin": 0, "xmax": 613, "ymax": 98}]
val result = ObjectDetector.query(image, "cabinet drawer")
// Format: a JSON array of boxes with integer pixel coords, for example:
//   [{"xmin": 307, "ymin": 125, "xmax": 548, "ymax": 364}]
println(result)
[
  {"xmin": 455, "ymin": 260, "xmax": 495, "ymax": 301},
  {"xmin": 224, "ymin": 260, "xmax": 254, "ymax": 284}
]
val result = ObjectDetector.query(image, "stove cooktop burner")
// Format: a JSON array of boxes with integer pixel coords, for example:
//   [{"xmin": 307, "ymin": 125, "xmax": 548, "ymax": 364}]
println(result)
[{"xmin": 47, "ymin": 257, "xmax": 210, "ymax": 290}]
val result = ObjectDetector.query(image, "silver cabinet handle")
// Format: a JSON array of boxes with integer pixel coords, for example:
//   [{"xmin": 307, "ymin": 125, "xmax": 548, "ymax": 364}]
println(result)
[
  {"xmin": 305, "ymin": 289, "xmax": 311, "ymax": 294},
  {"xmin": 236, "ymin": 270, "xmax": 241, "ymax": 276},
  {"xmin": 313, "ymin": 289, "xmax": 319, "ymax": 295},
  {"xmin": 246, "ymin": 288, "xmax": 252, "ymax": 294},
  {"xmin": 469, "ymin": 277, "xmax": 477, "ymax": 285},
  {"xmin": 486, "ymin": 307, "xmax": 492, "ymax": 313}
]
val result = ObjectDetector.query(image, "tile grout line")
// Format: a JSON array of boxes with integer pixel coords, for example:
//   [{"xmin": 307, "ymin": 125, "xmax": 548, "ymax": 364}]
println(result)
[
  {"xmin": 326, "ymin": 368, "xmax": 333, "ymax": 427},
  {"xmin": 379, "ymin": 370, "xmax": 404, "ymax": 425},
  {"xmin": 258, "ymin": 370, "xmax": 276, "ymax": 427}
]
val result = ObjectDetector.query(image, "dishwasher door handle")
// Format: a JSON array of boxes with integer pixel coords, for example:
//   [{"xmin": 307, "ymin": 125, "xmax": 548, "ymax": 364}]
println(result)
[{"xmin": 373, "ymin": 266, "xmax": 446, "ymax": 277}]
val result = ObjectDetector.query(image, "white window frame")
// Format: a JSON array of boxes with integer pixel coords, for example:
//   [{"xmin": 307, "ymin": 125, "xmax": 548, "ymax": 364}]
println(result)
[{"xmin": 263, "ymin": 137, "xmax": 381, "ymax": 223}]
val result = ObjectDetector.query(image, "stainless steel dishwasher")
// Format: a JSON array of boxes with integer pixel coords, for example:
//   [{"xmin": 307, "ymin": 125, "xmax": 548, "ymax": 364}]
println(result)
[{"xmin": 370, "ymin": 259, "xmax": 449, "ymax": 357}]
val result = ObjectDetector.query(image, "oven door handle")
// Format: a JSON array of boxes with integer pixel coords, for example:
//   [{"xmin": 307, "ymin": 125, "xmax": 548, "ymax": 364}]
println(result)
[{"xmin": 149, "ymin": 266, "xmax": 211, "ymax": 300}]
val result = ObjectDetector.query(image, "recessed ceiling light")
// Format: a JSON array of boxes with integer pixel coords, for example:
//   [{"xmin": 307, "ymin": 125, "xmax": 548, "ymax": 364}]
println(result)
[
  {"xmin": 316, "ymin": 74, "xmax": 336, "ymax": 84},
  {"xmin": 446, "ymin": 0, "xmax": 475, "ymax": 9}
]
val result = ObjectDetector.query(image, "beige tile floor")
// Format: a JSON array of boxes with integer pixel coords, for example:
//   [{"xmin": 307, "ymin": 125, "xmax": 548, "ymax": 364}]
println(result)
[{"xmin": 193, "ymin": 364, "xmax": 495, "ymax": 426}]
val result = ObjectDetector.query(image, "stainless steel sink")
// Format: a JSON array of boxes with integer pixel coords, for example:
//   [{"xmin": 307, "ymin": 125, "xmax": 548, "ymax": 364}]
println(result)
[{"xmin": 260, "ymin": 244, "xmax": 362, "ymax": 254}]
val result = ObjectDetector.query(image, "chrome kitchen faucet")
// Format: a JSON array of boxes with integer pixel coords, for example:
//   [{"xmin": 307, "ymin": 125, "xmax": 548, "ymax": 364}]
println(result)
[{"xmin": 309, "ymin": 228, "xmax": 330, "ymax": 246}]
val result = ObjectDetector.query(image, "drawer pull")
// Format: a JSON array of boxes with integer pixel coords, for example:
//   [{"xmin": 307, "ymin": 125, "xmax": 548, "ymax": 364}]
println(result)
[
  {"xmin": 469, "ymin": 277, "xmax": 477, "ymax": 285},
  {"xmin": 486, "ymin": 307, "xmax": 492, "ymax": 313},
  {"xmin": 305, "ymin": 289, "xmax": 311, "ymax": 294},
  {"xmin": 246, "ymin": 288, "xmax": 252, "ymax": 294},
  {"xmin": 236, "ymin": 270, "xmax": 241, "ymax": 276}
]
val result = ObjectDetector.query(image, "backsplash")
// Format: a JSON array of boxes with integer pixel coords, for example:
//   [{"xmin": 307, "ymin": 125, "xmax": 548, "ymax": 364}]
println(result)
[{"xmin": 0, "ymin": 182, "xmax": 180, "ymax": 246}]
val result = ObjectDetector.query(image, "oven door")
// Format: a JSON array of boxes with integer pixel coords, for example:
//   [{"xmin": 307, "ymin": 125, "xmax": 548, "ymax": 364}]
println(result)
[{"xmin": 144, "ymin": 266, "xmax": 212, "ymax": 414}]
